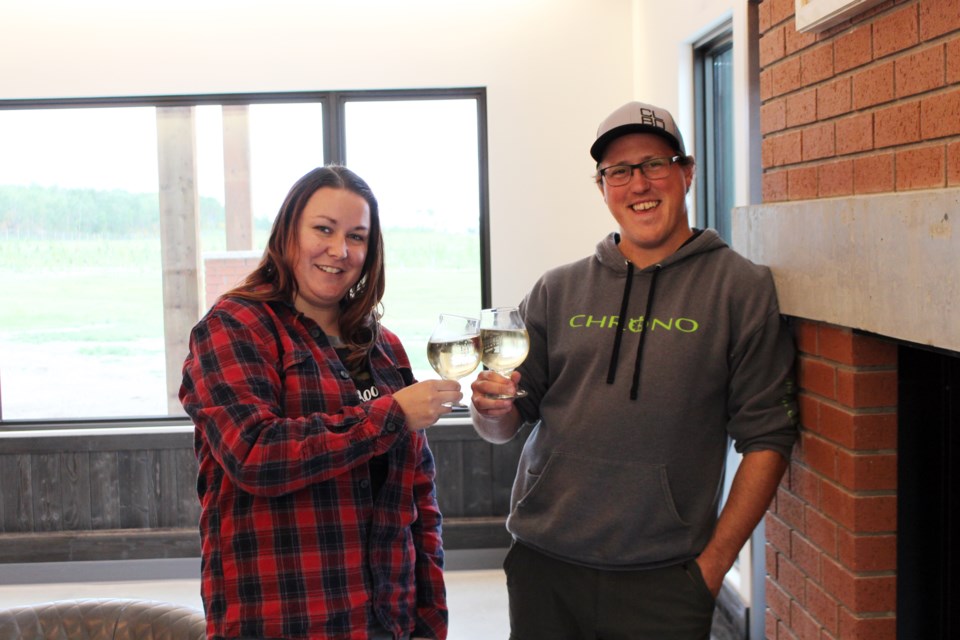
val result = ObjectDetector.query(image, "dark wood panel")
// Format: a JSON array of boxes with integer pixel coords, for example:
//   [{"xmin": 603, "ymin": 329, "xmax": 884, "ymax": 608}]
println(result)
[
  {"xmin": 461, "ymin": 439, "xmax": 493, "ymax": 517},
  {"xmin": 432, "ymin": 440, "xmax": 464, "ymax": 517},
  {"xmin": 60, "ymin": 451, "xmax": 92, "ymax": 530},
  {"xmin": 119, "ymin": 450, "xmax": 159, "ymax": 529},
  {"xmin": 32, "ymin": 453, "xmax": 61, "ymax": 531},
  {"xmin": 89, "ymin": 450, "xmax": 120, "ymax": 529}
]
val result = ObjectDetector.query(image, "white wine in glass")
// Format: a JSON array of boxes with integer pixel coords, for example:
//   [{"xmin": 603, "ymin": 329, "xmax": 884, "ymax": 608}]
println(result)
[
  {"xmin": 479, "ymin": 306, "xmax": 529, "ymax": 399},
  {"xmin": 427, "ymin": 314, "xmax": 481, "ymax": 407}
]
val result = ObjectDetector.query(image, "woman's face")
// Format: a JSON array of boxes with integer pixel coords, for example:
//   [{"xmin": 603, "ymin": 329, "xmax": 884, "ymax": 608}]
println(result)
[{"xmin": 292, "ymin": 187, "xmax": 371, "ymax": 326}]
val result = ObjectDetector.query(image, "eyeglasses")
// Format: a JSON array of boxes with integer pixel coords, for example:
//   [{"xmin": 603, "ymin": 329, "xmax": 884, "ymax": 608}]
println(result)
[{"xmin": 597, "ymin": 156, "xmax": 681, "ymax": 186}]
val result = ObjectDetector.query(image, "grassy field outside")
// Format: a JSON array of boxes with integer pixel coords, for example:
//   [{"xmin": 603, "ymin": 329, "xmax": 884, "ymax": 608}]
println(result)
[{"xmin": 0, "ymin": 229, "xmax": 481, "ymax": 420}]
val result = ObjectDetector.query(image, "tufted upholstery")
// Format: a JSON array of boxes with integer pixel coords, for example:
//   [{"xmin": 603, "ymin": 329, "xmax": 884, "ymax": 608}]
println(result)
[{"xmin": 0, "ymin": 599, "xmax": 206, "ymax": 640}]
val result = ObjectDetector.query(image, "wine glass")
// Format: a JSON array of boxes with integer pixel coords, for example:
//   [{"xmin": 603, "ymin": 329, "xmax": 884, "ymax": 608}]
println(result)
[
  {"xmin": 426, "ymin": 313, "xmax": 482, "ymax": 407},
  {"xmin": 479, "ymin": 306, "xmax": 530, "ymax": 399}
]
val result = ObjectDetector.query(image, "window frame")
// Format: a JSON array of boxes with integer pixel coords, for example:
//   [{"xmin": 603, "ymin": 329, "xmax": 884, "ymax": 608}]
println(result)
[{"xmin": 0, "ymin": 88, "xmax": 490, "ymax": 428}]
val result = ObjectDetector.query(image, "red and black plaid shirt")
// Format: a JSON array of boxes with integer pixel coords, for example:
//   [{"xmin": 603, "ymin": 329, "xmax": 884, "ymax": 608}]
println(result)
[{"xmin": 180, "ymin": 297, "xmax": 447, "ymax": 639}]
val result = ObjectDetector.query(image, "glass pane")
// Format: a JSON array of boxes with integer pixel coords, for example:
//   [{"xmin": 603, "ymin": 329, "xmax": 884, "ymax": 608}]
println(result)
[
  {"xmin": 0, "ymin": 107, "xmax": 166, "ymax": 419},
  {"xmin": 344, "ymin": 99, "xmax": 482, "ymax": 383},
  {"xmin": 712, "ymin": 44, "xmax": 735, "ymax": 241}
]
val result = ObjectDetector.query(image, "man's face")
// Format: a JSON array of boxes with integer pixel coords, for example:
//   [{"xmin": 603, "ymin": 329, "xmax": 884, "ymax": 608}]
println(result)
[{"xmin": 597, "ymin": 132, "xmax": 694, "ymax": 267}]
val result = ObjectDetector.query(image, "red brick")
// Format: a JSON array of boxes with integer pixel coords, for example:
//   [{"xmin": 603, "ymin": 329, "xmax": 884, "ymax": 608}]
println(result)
[
  {"xmin": 948, "ymin": 36, "xmax": 960, "ymax": 84},
  {"xmin": 896, "ymin": 43, "xmax": 946, "ymax": 98},
  {"xmin": 874, "ymin": 101, "xmax": 922, "ymax": 148},
  {"xmin": 920, "ymin": 0, "xmax": 960, "ymax": 40},
  {"xmin": 820, "ymin": 482, "xmax": 897, "ymax": 532},
  {"xmin": 796, "ymin": 320, "xmax": 820, "ymax": 355},
  {"xmin": 802, "ymin": 122, "xmax": 836, "ymax": 160},
  {"xmin": 787, "ymin": 89, "xmax": 818, "ymax": 127},
  {"xmin": 789, "ymin": 460, "xmax": 821, "ymax": 505},
  {"xmin": 838, "ymin": 530, "xmax": 897, "ymax": 572},
  {"xmin": 817, "ymin": 77, "xmax": 852, "ymax": 119},
  {"xmin": 768, "ymin": 130, "xmax": 804, "ymax": 167},
  {"xmin": 801, "ymin": 43, "xmax": 835, "ymax": 85},
  {"xmin": 767, "ymin": 511, "xmax": 793, "ymax": 554},
  {"xmin": 818, "ymin": 159, "xmax": 854, "ymax": 197},
  {"xmin": 786, "ymin": 23, "xmax": 817, "ymax": 56},
  {"xmin": 818, "ymin": 326, "xmax": 897, "ymax": 366},
  {"xmin": 778, "ymin": 485, "xmax": 808, "ymax": 531},
  {"xmin": 788, "ymin": 165, "xmax": 819, "ymax": 199},
  {"xmin": 822, "ymin": 405, "xmax": 897, "ymax": 450},
  {"xmin": 798, "ymin": 394, "xmax": 820, "ymax": 434},
  {"xmin": 949, "ymin": 140, "xmax": 960, "ymax": 186},
  {"xmin": 761, "ymin": 68, "xmax": 774, "ymax": 101},
  {"xmin": 921, "ymin": 88, "xmax": 960, "ymax": 139},
  {"xmin": 896, "ymin": 144, "xmax": 947, "ymax": 190},
  {"xmin": 851, "ymin": 61, "xmax": 895, "ymax": 109},
  {"xmin": 762, "ymin": 25, "xmax": 788, "ymax": 66},
  {"xmin": 764, "ymin": 169, "xmax": 790, "ymax": 201},
  {"xmin": 791, "ymin": 531, "xmax": 822, "ymax": 579},
  {"xmin": 765, "ymin": 611, "xmax": 778, "ymax": 640},
  {"xmin": 799, "ymin": 357, "xmax": 837, "ymax": 399},
  {"xmin": 804, "ymin": 504, "xmax": 839, "ymax": 556},
  {"xmin": 853, "ymin": 152, "xmax": 895, "ymax": 193},
  {"xmin": 801, "ymin": 432, "xmax": 838, "ymax": 479},
  {"xmin": 821, "ymin": 555, "xmax": 897, "ymax": 613},
  {"xmin": 838, "ymin": 608, "xmax": 896, "ymax": 640},
  {"xmin": 759, "ymin": 0, "xmax": 773, "ymax": 32},
  {"xmin": 763, "ymin": 97, "xmax": 788, "ymax": 133},
  {"xmin": 771, "ymin": 56, "xmax": 803, "ymax": 97},
  {"xmin": 836, "ymin": 368, "xmax": 897, "ymax": 408},
  {"xmin": 836, "ymin": 450, "xmax": 897, "ymax": 491},
  {"xmin": 767, "ymin": 543, "xmax": 780, "ymax": 581},
  {"xmin": 835, "ymin": 112, "xmax": 873, "ymax": 155},
  {"xmin": 873, "ymin": 4, "xmax": 920, "ymax": 58},
  {"xmin": 778, "ymin": 555, "xmax": 808, "ymax": 603},
  {"xmin": 771, "ymin": 0, "xmax": 796, "ymax": 25},
  {"xmin": 767, "ymin": 575, "xmax": 793, "ymax": 622},
  {"xmin": 835, "ymin": 24, "xmax": 872, "ymax": 73},
  {"xmin": 805, "ymin": 579, "xmax": 840, "ymax": 633},
  {"xmin": 789, "ymin": 599, "xmax": 821, "ymax": 639}
]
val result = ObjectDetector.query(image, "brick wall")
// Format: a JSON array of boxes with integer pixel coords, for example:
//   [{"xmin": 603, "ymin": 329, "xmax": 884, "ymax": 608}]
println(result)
[
  {"xmin": 203, "ymin": 251, "xmax": 261, "ymax": 309},
  {"xmin": 757, "ymin": 0, "xmax": 959, "ymax": 637},
  {"xmin": 759, "ymin": 0, "xmax": 960, "ymax": 202}
]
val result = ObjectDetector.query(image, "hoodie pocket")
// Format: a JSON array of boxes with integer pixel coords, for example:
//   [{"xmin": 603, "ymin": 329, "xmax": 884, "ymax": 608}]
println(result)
[{"xmin": 507, "ymin": 450, "xmax": 694, "ymax": 566}]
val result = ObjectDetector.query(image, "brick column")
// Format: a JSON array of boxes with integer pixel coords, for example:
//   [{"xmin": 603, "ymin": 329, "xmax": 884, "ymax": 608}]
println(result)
[{"xmin": 766, "ymin": 320, "xmax": 898, "ymax": 639}]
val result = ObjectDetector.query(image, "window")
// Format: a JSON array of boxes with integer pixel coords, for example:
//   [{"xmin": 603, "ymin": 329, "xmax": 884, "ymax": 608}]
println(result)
[
  {"xmin": 0, "ymin": 90, "xmax": 487, "ymax": 423},
  {"xmin": 694, "ymin": 29, "xmax": 735, "ymax": 242}
]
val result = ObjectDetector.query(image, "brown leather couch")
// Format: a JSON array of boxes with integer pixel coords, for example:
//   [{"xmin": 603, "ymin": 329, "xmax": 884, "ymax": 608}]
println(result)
[{"xmin": 0, "ymin": 598, "xmax": 206, "ymax": 640}]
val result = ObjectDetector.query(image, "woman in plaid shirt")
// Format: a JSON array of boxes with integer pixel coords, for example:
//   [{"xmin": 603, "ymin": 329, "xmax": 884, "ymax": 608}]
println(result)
[{"xmin": 180, "ymin": 166, "xmax": 457, "ymax": 639}]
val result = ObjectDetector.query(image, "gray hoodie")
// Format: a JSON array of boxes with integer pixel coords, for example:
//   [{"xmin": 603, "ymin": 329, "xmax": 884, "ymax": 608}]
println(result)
[{"xmin": 509, "ymin": 229, "xmax": 798, "ymax": 569}]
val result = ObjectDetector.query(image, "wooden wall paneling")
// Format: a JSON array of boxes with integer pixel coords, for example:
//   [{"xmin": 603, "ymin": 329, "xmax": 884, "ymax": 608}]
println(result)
[
  {"xmin": 60, "ymin": 451, "xmax": 92, "ymax": 530},
  {"xmin": 118, "ymin": 449, "xmax": 160, "ymax": 528},
  {"xmin": 432, "ymin": 439, "xmax": 464, "ymax": 517},
  {"xmin": 89, "ymin": 450, "xmax": 120, "ymax": 529},
  {"xmin": 171, "ymin": 447, "xmax": 200, "ymax": 528},
  {"xmin": 31, "ymin": 452, "xmax": 61, "ymax": 531},
  {"xmin": 461, "ymin": 438, "xmax": 493, "ymax": 517}
]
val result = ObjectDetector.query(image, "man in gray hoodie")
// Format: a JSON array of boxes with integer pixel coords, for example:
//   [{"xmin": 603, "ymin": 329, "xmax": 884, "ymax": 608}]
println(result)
[{"xmin": 470, "ymin": 101, "xmax": 798, "ymax": 640}]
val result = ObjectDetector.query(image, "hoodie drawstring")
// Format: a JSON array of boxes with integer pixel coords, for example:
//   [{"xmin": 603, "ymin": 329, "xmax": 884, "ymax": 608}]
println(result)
[
  {"xmin": 606, "ymin": 262, "xmax": 634, "ymax": 384},
  {"xmin": 606, "ymin": 262, "xmax": 662, "ymax": 400}
]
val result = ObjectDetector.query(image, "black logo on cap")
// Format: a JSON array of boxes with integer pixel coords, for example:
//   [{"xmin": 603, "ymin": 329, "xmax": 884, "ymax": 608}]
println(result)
[{"xmin": 639, "ymin": 108, "xmax": 666, "ymax": 131}]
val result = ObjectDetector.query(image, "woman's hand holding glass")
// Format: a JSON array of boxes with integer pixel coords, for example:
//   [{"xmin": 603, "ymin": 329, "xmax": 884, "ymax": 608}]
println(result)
[{"xmin": 426, "ymin": 313, "xmax": 481, "ymax": 408}]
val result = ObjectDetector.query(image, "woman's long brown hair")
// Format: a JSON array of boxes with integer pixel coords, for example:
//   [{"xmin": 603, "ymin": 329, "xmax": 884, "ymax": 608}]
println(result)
[{"xmin": 223, "ymin": 165, "xmax": 385, "ymax": 368}]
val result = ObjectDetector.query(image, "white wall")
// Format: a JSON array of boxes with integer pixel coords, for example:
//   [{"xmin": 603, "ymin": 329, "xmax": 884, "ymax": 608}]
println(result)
[{"xmin": 0, "ymin": 0, "xmax": 636, "ymax": 306}]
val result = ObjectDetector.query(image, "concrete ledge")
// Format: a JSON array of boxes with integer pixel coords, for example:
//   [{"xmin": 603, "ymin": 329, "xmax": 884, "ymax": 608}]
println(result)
[{"xmin": 733, "ymin": 187, "xmax": 959, "ymax": 353}]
